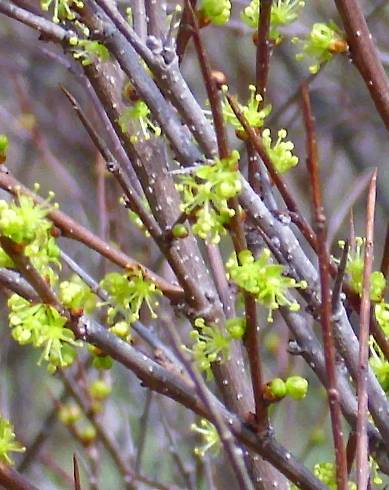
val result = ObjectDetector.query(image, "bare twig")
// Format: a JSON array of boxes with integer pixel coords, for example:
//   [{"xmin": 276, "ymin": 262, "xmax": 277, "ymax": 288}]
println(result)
[
  {"xmin": 0, "ymin": 463, "xmax": 39, "ymax": 490},
  {"xmin": 301, "ymin": 82, "xmax": 347, "ymax": 490},
  {"xmin": 356, "ymin": 169, "xmax": 377, "ymax": 490},
  {"xmin": 255, "ymin": 0, "xmax": 272, "ymax": 101},
  {"xmin": 334, "ymin": 0, "xmax": 389, "ymax": 132}
]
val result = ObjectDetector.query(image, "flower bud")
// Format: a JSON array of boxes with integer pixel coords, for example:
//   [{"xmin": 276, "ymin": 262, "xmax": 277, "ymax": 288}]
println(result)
[{"xmin": 285, "ymin": 376, "xmax": 308, "ymax": 400}]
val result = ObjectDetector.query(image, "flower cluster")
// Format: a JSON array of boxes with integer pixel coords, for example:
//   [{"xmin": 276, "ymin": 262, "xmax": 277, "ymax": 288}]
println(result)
[
  {"xmin": 227, "ymin": 249, "xmax": 306, "ymax": 322},
  {"xmin": 199, "ymin": 0, "xmax": 231, "ymax": 25},
  {"xmin": 72, "ymin": 40, "xmax": 110, "ymax": 67},
  {"xmin": 176, "ymin": 151, "xmax": 241, "ymax": 244},
  {"xmin": 222, "ymin": 85, "xmax": 271, "ymax": 134},
  {"xmin": 262, "ymin": 128, "xmax": 299, "ymax": 174},
  {"xmin": 241, "ymin": 0, "xmax": 305, "ymax": 43},
  {"xmin": 370, "ymin": 337, "xmax": 389, "ymax": 393},
  {"xmin": 191, "ymin": 419, "xmax": 221, "ymax": 457},
  {"xmin": 338, "ymin": 238, "xmax": 386, "ymax": 302},
  {"xmin": 314, "ymin": 462, "xmax": 356, "ymax": 490},
  {"xmin": 59, "ymin": 275, "xmax": 97, "ymax": 314},
  {"xmin": 118, "ymin": 101, "xmax": 161, "ymax": 143},
  {"xmin": 0, "ymin": 192, "xmax": 61, "ymax": 284},
  {"xmin": 0, "ymin": 416, "xmax": 25, "ymax": 465},
  {"xmin": 293, "ymin": 21, "xmax": 347, "ymax": 74},
  {"xmin": 8, "ymin": 295, "xmax": 78, "ymax": 373},
  {"xmin": 187, "ymin": 318, "xmax": 231, "ymax": 379},
  {"xmin": 40, "ymin": 0, "xmax": 83, "ymax": 24},
  {"xmin": 100, "ymin": 270, "xmax": 161, "ymax": 329}
]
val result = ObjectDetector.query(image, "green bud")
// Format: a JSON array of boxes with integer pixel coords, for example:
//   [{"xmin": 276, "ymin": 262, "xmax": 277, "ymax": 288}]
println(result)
[
  {"xmin": 172, "ymin": 224, "xmax": 189, "ymax": 239},
  {"xmin": 0, "ymin": 134, "xmax": 8, "ymax": 155},
  {"xmin": 285, "ymin": 376, "xmax": 308, "ymax": 400},
  {"xmin": 79, "ymin": 425, "xmax": 97, "ymax": 444},
  {"xmin": 92, "ymin": 355, "xmax": 113, "ymax": 370},
  {"xmin": 58, "ymin": 403, "xmax": 81, "ymax": 425},
  {"xmin": 226, "ymin": 317, "xmax": 246, "ymax": 339},
  {"xmin": 269, "ymin": 378, "xmax": 287, "ymax": 398},
  {"xmin": 90, "ymin": 379, "xmax": 111, "ymax": 400}
]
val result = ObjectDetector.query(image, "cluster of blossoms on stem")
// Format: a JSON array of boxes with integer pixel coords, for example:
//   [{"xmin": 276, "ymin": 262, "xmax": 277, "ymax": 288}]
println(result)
[
  {"xmin": 8, "ymin": 295, "xmax": 79, "ymax": 373},
  {"xmin": 226, "ymin": 249, "xmax": 306, "ymax": 322},
  {"xmin": 262, "ymin": 128, "xmax": 299, "ymax": 174},
  {"xmin": 199, "ymin": 0, "xmax": 231, "ymax": 26},
  {"xmin": 293, "ymin": 21, "xmax": 348, "ymax": 74},
  {"xmin": 186, "ymin": 317, "xmax": 246, "ymax": 379},
  {"xmin": 100, "ymin": 270, "xmax": 161, "ymax": 337},
  {"xmin": 338, "ymin": 238, "xmax": 386, "ymax": 302},
  {"xmin": 337, "ymin": 237, "xmax": 389, "ymax": 393},
  {"xmin": 71, "ymin": 39, "xmax": 110, "ymax": 67},
  {"xmin": 191, "ymin": 419, "xmax": 221, "ymax": 457},
  {"xmin": 59, "ymin": 275, "xmax": 97, "ymax": 315},
  {"xmin": 221, "ymin": 85, "xmax": 272, "ymax": 134},
  {"xmin": 0, "ymin": 191, "xmax": 61, "ymax": 283},
  {"xmin": 0, "ymin": 416, "xmax": 25, "ymax": 465},
  {"xmin": 369, "ymin": 337, "xmax": 389, "ymax": 393},
  {"xmin": 176, "ymin": 151, "xmax": 241, "ymax": 244},
  {"xmin": 241, "ymin": 0, "xmax": 305, "ymax": 43},
  {"xmin": 118, "ymin": 101, "xmax": 161, "ymax": 144},
  {"xmin": 40, "ymin": 0, "xmax": 83, "ymax": 23},
  {"xmin": 314, "ymin": 462, "xmax": 356, "ymax": 490}
]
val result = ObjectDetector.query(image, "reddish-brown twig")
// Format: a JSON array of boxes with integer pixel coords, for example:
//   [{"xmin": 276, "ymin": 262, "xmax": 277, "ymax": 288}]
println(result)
[
  {"xmin": 356, "ymin": 169, "xmax": 377, "ymax": 490},
  {"xmin": 334, "ymin": 0, "xmax": 389, "ymax": 132},
  {"xmin": 255, "ymin": 0, "xmax": 272, "ymax": 101},
  {"xmin": 0, "ymin": 171, "xmax": 183, "ymax": 300},
  {"xmin": 301, "ymin": 82, "xmax": 348, "ymax": 490}
]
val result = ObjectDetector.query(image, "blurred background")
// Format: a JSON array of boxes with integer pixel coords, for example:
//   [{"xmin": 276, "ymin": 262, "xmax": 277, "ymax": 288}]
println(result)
[{"xmin": 0, "ymin": 0, "xmax": 389, "ymax": 488}]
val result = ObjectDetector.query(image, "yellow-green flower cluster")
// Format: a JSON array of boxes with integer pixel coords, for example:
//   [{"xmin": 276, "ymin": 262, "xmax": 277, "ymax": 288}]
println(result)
[
  {"xmin": 100, "ymin": 270, "xmax": 161, "ymax": 328},
  {"xmin": 226, "ymin": 249, "xmax": 306, "ymax": 322},
  {"xmin": 339, "ymin": 238, "xmax": 386, "ymax": 302},
  {"xmin": 314, "ymin": 462, "xmax": 356, "ymax": 490},
  {"xmin": 200, "ymin": 0, "xmax": 231, "ymax": 25},
  {"xmin": 241, "ymin": 0, "xmax": 305, "ymax": 43},
  {"xmin": 8, "ymin": 295, "xmax": 78, "ymax": 373},
  {"xmin": 0, "ymin": 192, "xmax": 60, "ymax": 284},
  {"xmin": 176, "ymin": 151, "xmax": 241, "ymax": 244},
  {"xmin": 293, "ymin": 21, "xmax": 347, "ymax": 74},
  {"xmin": 119, "ymin": 101, "xmax": 161, "ymax": 143},
  {"xmin": 191, "ymin": 419, "xmax": 221, "ymax": 457},
  {"xmin": 40, "ymin": 0, "xmax": 83, "ymax": 24},
  {"xmin": 59, "ymin": 275, "xmax": 97, "ymax": 314},
  {"xmin": 72, "ymin": 40, "xmax": 110, "ymax": 67},
  {"xmin": 222, "ymin": 85, "xmax": 271, "ymax": 133},
  {"xmin": 0, "ymin": 416, "xmax": 25, "ymax": 465},
  {"xmin": 262, "ymin": 128, "xmax": 298, "ymax": 174}
]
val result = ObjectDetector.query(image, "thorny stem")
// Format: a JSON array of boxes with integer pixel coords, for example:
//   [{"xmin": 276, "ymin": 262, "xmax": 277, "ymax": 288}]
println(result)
[
  {"xmin": 301, "ymin": 83, "xmax": 348, "ymax": 490},
  {"xmin": 356, "ymin": 169, "xmax": 377, "ymax": 490}
]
